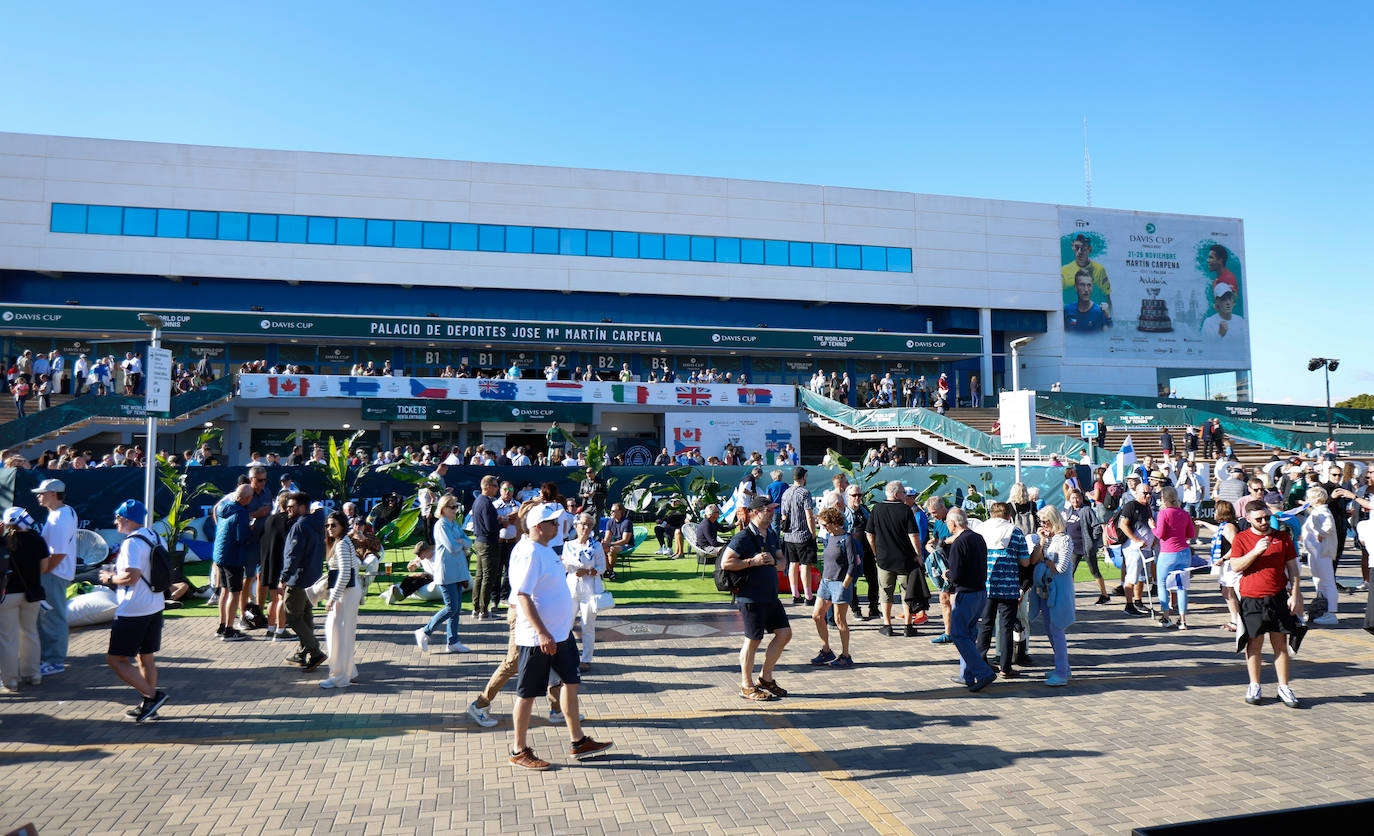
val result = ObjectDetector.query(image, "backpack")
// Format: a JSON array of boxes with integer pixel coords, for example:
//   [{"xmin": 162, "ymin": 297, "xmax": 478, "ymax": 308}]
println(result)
[
  {"xmin": 13, "ymin": 381, "xmax": 29, "ymax": 398},
  {"xmin": 1102, "ymin": 506, "xmax": 1125, "ymax": 547},
  {"xmin": 714, "ymin": 528, "xmax": 761, "ymax": 594},
  {"xmin": 132, "ymin": 533, "xmax": 173, "ymax": 594}
]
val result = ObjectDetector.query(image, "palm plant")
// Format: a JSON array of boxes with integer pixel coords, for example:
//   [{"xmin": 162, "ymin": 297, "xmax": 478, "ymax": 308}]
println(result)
[{"xmin": 620, "ymin": 466, "xmax": 726, "ymax": 523}]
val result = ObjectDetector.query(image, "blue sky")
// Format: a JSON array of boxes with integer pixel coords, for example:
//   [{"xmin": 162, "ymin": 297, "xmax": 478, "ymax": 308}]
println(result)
[{"xmin": 4, "ymin": 1, "xmax": 1369, "ymax": 405}]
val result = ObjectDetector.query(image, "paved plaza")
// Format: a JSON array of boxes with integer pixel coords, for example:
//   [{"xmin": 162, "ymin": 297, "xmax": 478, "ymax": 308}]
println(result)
[{"xmin": 3, "ymin": 581, "xmax": 1373, "ymax": 835}]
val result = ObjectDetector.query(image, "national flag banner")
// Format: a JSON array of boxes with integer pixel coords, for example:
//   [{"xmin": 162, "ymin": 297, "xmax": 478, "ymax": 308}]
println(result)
[
  {"xmin": 675, "ymin": 385, "xmax": 712, "ymax": 406},
  {"xmin": 410, "ymin": 378, "xmax": 448, "ymax": 399},
  {"xmin": 736, "ymin": 387, "xmax": 773, "ymax": 405},
  {"xmin": 764, "ymin": 428, "xmax": 791, "ymax": 452},
  {"xmin": 339, "ymin": 376, "xmax": 381, "ymax": 397},
  {"xmin": 479, "ymin": 379, "xmax": 519, "ymax": 400},
  {"xmin": 267, "ymin": 376, "xmax": 309, "ymax": 397},
  {"xmin": 546, "ymin": 381, "xmax": 584, "ymax": 402},
  {"xmin": 1103, "ymin": 435, "xmax": 1137, "ymax": 485},
  {"xmin": 612, "ymin": 384, "xmax": 649, "ymax": 404}
]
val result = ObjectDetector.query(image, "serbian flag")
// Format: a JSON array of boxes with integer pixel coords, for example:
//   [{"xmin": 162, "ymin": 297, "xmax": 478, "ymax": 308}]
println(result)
[
  {"xmin": 410, "ymin": 379, "xmax": 447, "ymax": 399},
  {"xmin": 612, "ymin": 384, "xmax": 649, "ymax": 404},
  {"xmin": 736, "ymin": 387, "xmax": 773, "ymax": 405},
  {"xmin": 479, "ymin": 379, "xmax": 519, "ymax": 400},
  {"xmin": 675, "ymin": 385, "xmax": 712, "ymax": 406},
  {"xmin": 267, "ymin": 376, "xmax": 309, "ymax": 396},
  {"xmin": 546, "ymin": 381, "xmax": 584, "ymax": 402}
]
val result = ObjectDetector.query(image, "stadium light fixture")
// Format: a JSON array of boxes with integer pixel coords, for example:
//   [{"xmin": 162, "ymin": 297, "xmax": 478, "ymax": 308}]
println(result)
[{"xmin": 1307, "ymin": 357, "xmax": 1340, "ymax": 437}]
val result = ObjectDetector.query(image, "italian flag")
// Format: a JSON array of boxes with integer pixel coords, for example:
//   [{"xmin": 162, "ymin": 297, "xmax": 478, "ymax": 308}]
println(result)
[{"xmin": 612, "ymin": 384, "xmax": 649, "ymax": 404}]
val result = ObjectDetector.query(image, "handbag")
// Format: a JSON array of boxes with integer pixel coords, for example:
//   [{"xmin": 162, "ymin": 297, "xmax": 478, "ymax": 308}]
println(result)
[
  {"xmin": 590, "ymin": 591, "xmax": 616, "ymax": 613},
  {"xmin": 305, "ymin": 574, "xmax": 330, "ymax": 605}
]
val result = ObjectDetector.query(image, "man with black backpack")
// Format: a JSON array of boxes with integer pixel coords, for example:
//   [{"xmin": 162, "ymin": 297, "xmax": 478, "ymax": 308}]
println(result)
[
  {"xmin": 719, "ymin": 496, "xmax": 791, "ymax": 702},
  {"xmin": 99, "ymin": 500, "xmax": 168, "ymax": 722}
]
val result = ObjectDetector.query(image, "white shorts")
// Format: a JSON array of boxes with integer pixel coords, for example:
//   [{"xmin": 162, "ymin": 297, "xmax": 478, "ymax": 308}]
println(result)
[{"xmin": 1122, "ymin": 544, "xmax": 1148, "ymax": 584}]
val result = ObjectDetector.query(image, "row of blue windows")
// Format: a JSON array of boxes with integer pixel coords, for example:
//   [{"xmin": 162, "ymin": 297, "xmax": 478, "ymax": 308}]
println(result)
[{"xmin": 49, "ymin": 203, "xmax": 913, "ymax": 272}]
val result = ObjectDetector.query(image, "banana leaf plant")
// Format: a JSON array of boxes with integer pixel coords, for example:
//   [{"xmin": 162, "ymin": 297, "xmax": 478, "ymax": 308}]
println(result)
[
  {"xmin": 619, "ymin": 466, "xmax": 726, "ymax": 523},
  {"xmin": 305, "ymin": 428, "xmax": 431, "ymax": 504},
  {"xmin": 153, "ymin": 454, "xmax": 222, "ymax": 556},
  {"xmin": 826, "ymin": 448, "xmax": 885, "ymax": 504}
]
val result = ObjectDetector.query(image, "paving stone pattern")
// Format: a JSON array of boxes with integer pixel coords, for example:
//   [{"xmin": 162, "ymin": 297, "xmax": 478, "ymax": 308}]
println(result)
[{"xmin": 2, "ymin": 582, "xmax": 1372, "ymax": 835}]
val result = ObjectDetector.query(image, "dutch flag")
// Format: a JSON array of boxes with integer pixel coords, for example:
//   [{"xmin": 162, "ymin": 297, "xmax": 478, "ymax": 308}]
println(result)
[{"xmin": 1103, "ymin": 435, "xmax": 1137, "ymax": 485}]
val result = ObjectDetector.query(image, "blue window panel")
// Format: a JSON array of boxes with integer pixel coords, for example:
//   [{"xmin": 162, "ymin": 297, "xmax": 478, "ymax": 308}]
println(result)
[
  {"xmin": 764, "ymin": 240, "xmax": 788, "ymax": 266},
  {"xmin": 715, "ymin": 237, "xmax": 740, "ymax": 263},
  {"xmin": 532, "ymin": 227, "xmax": 558, "ymax": 254},
  {"xmin": 740, "ymin": 238, "xmax": 764, "ymax": 264},
  {"xmin": 394, "ymin": 220, "xmax": 422, "ymax": 249},
  {"xmin": 861, "ymin": 245, "xmax": 887, "ymax": 271},
  {"xmin": 366, "ymin": 219, "xmax": 395, "ymax": 247},
  {"xmin": 50, "ymin": 203, "xmax": 87, "ymax": 233},
  {"xmin": 690, "ymin": 236, "xmax": 714, "ymax": 262},
  {"xmin": 277, "ymin": 214, "xmax": 307, "ymax": 243},
  {"xmin": 451, "ymin": 223, "xmax": 478, "ymax": 250},
  {"xmin": 87, "ymin": 205, "xmax": 123, "ymax": 235},
  {"xmin": 559, "ymin": 228, "xmax": 586, "ymax": 255},
  {"xmin": 612, "ymin": 231, "xmax": 638, "ymax": 258},
  {"xmin": 422, "ymin": 222, "xmax": 450, "ymax": 249},
  {"xmin": 156, "ymin": 209, "xmax": 188, "ymax": 238},
  {"xmin": 217, "ymin": 212, "xmax": 248, "ymax": 241},
  {"xmin": 504, "ymin": 225, "xmax": 533, "ymax": 253},
  {"xmin": 586, "ymin": 229, "xmax": 612, "ymax": 257},
  {"xmin": 307, "ymin": 216, "xmax": 336, "ymax": 245},
  {"xmin": 478, "ymin": 224, "xmax": 505, "ymax": 252},
  {"xmin": 123, "ymin": 207, "xmax": 156, "ymax": 236},
  {"xmin": 638, "ymin": 233, "xmax": 663, "ymax": 259},
  {"xmin": 788, "ymin": 241, "xmax": 812, "ymax": 267},
  {"xmin": 886, "ymin": 247, "xmax": 912, "ymax": 272},
  {"xmin": 664, "ymin": 234, "xmax": 690, "ymax": 261},
  {"xmin": 836, "ymin": 244, "xmax": 861, "ymax": 269},
  {"xmin": 187, "ymin": 210, "xmax": 218, "ymax": 239},
  {"xmin": 812, "ymin": 242, "xmax": 836, "ymax": 268},
  {"xmin": 248, "ymin": 213, "xmax": 277, "ymax": 242},
  {"xmin": 335, "ymin": 217, "xmax": 365, "ymax": 246}
]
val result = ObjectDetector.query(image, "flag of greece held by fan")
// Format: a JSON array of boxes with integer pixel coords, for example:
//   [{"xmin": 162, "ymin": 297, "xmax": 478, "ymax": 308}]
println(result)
[{"xmin": 1103, "ymin": 436, "xmax": 1137, "ymax": 485}]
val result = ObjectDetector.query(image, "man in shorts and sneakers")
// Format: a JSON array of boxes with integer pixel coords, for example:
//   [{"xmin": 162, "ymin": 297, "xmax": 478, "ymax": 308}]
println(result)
[
  {"xmin": 1231, "ymin": 500, "xmax": 1305, "ymax": 708},
  {"xmin": 507, "ymin": 503, "xmax": 612, "ymax": 770},
  {"xmin": 779, "ymin": 467, "xmax": 817, "ymax": 605},
  {"xmin": 99, "ymin": 500, "xmax": 167, "ymax": 722},
  {"xmin": 721, "ymin": 495, "xmax": 791, "ymax": 701}
]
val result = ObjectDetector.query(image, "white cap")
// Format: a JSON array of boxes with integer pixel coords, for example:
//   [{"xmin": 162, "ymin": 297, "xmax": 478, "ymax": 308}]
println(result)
[
  {"xmin": 527, "ymin": 503, "xmax": 563, "ymax": 525},
  {"xmin": 32, "ymin": 478, "xmax": 66, "ymax": 494}
]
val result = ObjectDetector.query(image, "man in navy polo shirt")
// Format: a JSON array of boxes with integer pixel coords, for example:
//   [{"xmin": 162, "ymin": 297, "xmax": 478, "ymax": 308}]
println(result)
[
  {"xmin": 720, "ymin": 496, "xmax": 790, "ymax": 701},
  {"xmin": 601, "ymin": 503, "xmax": 633, "ymax": 582}
]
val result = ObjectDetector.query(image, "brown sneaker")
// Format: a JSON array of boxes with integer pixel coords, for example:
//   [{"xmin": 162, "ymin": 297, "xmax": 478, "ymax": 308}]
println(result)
[
  {"xmin": 509, "ymin": 747, "xmax": 551, "ymax": 771},
  {"xmin": 757, "ymin": 678, "xmax": 789, "ymax": 698},
  {"xmin": 570, "ymin": 736, "xmax": 614, "ymax": 761}
]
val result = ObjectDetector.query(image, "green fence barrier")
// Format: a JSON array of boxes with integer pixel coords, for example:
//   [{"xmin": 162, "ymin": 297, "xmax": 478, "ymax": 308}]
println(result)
[
  {"xmin": 1039, "ymin": 391, "xmax": 1374, "ymax": 429},
  {"xmin": 0, "ymin": 376, "xmax": 235, "ymax": 450},
  {"xmin": 801, "ymin": 390, "xmax": 1089, "ymax": 460}
]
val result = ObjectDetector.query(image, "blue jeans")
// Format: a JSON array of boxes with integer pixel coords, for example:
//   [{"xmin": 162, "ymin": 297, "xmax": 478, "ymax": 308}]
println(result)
[
  {"xmin": 950, "ymin": 590, "xmax": 995, "ymax": 684},
  {"xmin": 37, "ymin": 573, "xmax": 71, "ymax": 665},
  {"xmin": 1035, "ymin": 594, "xmax": 1071, "ymax": 678},
  {"xmin": 1156, "ymin": 550, "xmax": 1192, "ymax": 615},
  {"xmin": 425, "ymin": 583, "xmax": 463, "ymax": 646}
]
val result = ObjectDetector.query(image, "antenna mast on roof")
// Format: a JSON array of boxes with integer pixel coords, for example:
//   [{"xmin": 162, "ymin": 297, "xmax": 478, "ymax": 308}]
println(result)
[{"xmin": 1083, "ymin": 117, "xmax": 1093, "ymax": 207}]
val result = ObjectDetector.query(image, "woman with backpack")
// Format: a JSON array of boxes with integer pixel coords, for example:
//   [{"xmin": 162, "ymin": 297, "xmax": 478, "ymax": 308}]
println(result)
[{"xmin": 0, "ymin": 507, "xmax": 47, "ymax": 694}]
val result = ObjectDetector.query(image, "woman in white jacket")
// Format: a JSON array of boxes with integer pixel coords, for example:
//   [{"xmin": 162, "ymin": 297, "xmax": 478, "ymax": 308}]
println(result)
[
  {"xmin": 321, "ymin": 511, "xmax": 362, "ymax": 688},
  {"xmin": 563, "ymin": 513, "xmax": 606, "ymax": 671},
  {"xmin": 1301, "ymin": 486, "xmax": 1340, "ymax": 626}
]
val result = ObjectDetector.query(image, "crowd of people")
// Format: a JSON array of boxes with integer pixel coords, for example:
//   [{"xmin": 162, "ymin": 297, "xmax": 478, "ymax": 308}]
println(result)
[
  {"xmin": 806, "ymin": 369, "xmax": 979, "ymax": 412},
  {"xmin": 4, "ymin": 348, "xmax": 218, "ymax": 418}
]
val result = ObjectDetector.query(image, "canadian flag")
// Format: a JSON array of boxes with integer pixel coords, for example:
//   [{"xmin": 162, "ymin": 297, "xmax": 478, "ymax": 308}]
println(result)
[{"xmin": 267, "ymin": 376, "xmax": 310, "ymax": 397}]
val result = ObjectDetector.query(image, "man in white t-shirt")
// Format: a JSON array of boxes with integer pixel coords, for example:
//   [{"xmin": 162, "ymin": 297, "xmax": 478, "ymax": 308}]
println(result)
[
  {"xmin": 506, "ymin": 503, "xmax": 612, "ymax": 770},
  {"xmin": 35, "ymin": 478, "xmax": 77, "ymax": 676},
  {"xmin": 99, "ymin": 500, "xmax": 168, "ymax": 722}
]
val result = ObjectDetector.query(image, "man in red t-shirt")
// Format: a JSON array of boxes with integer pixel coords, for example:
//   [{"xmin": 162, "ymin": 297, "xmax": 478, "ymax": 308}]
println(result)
[{"xmin": 1229, "ymin": 500, "xmax": 1304, "ymax": 708}]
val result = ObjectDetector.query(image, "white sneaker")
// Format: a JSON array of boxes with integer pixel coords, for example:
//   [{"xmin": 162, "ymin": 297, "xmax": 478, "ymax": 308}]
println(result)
[
  {"xmin": 1312, "ymin": 613, "xmax": 1340, "ymax": 626},
  {"xmin": 382, "ymin": 585, "xmax": 401, "ymax": 605},
  {"xmin": 207, "ymin": 593, "xmax": 219, "ymax": 606},
  {"xmin": 548, "ymin": 709, "xmax": 584, "ymax": 724},
  {"xmin": 1277, "ymin": 684, "xmax": 1300, "ymax": 708},
  {"xmin": 193, "ymin": 587, "xmax": 215, "ymax": 600},
  {"xmin": 414, "ymin": 628, "xmax": 430, "ymax": 652},
  {"xmin": 444, "ymin": 641, "xmax": 471, "ymax": 653},
  {"xmin": 467, "ymin": 701, "xmax": 498, "ymax": 728}
]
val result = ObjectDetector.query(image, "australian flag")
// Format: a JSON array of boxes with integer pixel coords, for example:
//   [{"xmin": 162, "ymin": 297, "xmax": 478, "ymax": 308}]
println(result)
[
  {"xmin": 736, "ymin": 387, "xmax": 773, "ymax": 405},
  {"xmin": 675, "ymin": 385, "xmax": 712, "ymax": 406},
  {"xmin": 479, "ymin": 379, "xmax": 518, "ymax": 400},
  {"xmin": 546, "ymin": 381, "xmax": 584, "ymax": 402},
  {"xmin": 338, "ymin": 376, "xmax": 381, "ymax": 398},
  {"xmin": 410, "ymin": 379, "xmax": 448, "ymax": 399}
]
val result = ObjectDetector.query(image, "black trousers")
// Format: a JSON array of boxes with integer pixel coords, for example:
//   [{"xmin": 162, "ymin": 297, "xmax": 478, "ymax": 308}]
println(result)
[
  {"xmin": 975, "ymin": 597, "xmax": 1020, "ymax": 673},
  {"xmin": 284, "ymin": 586, "xmax": 322, "ymax": 658}
]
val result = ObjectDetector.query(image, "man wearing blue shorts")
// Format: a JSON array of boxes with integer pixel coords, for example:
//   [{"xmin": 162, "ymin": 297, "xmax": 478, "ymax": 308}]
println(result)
[{"xmin": 721, "ymin": 496, "xmax": 791, "ymax": 701}]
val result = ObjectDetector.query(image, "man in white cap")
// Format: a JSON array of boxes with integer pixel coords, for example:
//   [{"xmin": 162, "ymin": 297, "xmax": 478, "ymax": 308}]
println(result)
[
  {"xmin": 506, "ymin": 503, "xmax": 613, "ymax": 770},
  {"xmin": 35, "ymin": 478, "xmax": 77, "ymax": 676},
  {"xmin": 100, "ymin": 499, "xmax": 168, "ymax": 721}
]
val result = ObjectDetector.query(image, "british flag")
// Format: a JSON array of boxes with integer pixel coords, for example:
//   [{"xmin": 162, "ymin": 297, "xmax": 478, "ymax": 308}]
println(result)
[
  {"xmin": 675, "ymin": 385, "xmax": 712, "ymax": 406},
  {"xmin": 479, "ymin": 379, "xmax": 518, "ymax": 400}
]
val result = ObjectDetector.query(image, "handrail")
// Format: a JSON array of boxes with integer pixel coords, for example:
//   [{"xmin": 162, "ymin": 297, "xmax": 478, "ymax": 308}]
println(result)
[
  {"xmin": 0, "ymin": 375, "xmax": 236, "ymax": 449},
  {"xmin": 801, "ymin": 390, "xmax": 1088, "ymax": 460}
]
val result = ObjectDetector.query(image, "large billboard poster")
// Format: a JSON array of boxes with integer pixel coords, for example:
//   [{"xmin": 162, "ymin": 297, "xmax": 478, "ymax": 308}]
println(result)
[
  {"xmin": 1058, "ymin": 209, "xmax": 1248, "ymax": 368},
  {"xmin": 664, "ymin": 412, "xmax": 801, "ymax": 461}
]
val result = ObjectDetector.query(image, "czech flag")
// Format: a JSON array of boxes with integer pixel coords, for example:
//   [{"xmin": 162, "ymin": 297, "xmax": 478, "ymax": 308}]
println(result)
[{"xmin": 410, "ymin": 379, "xmax": 448, "ymax": 399}]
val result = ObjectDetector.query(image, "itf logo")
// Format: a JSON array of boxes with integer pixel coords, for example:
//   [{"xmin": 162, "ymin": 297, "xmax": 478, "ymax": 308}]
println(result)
[
  {"xmin": 1, "ymin": 312, "xmax": 11, "ymax": 322},
  {"xmin": 1145, "ymin": 223, "xmax": 1156, "ymax": 234}
]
